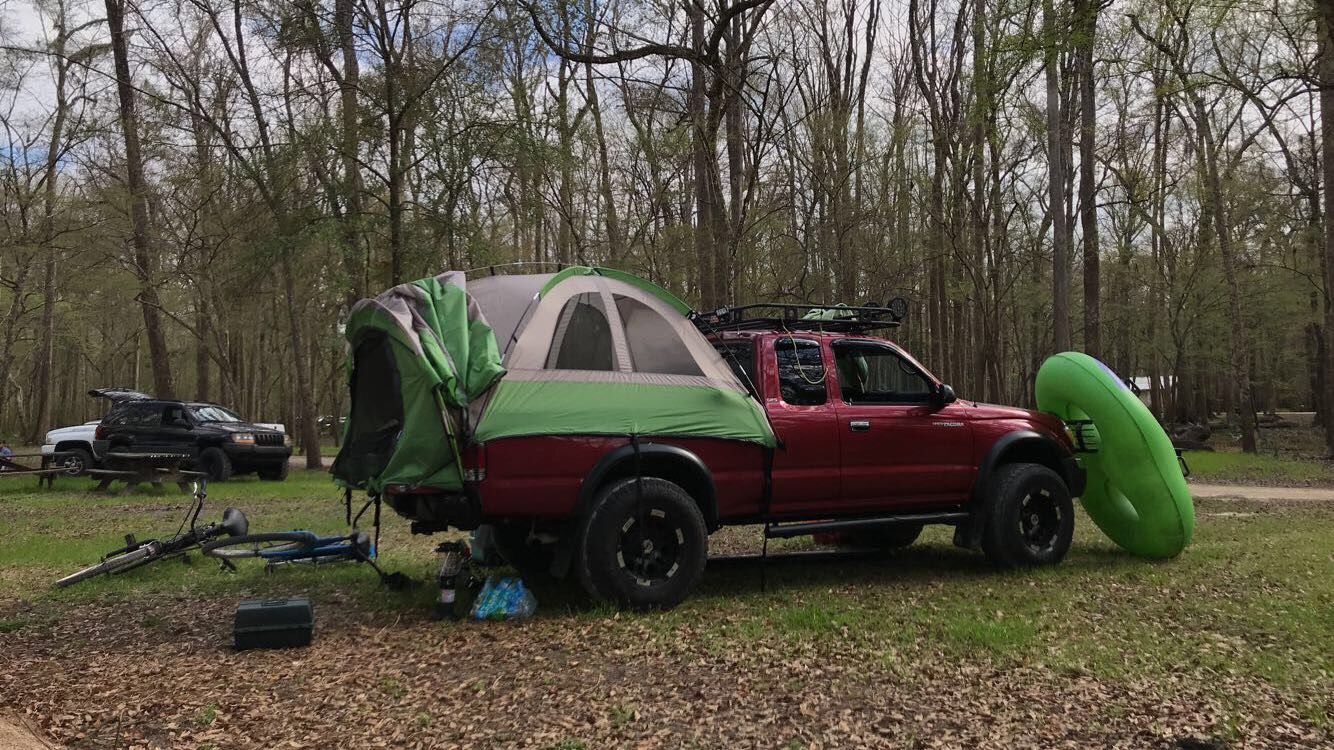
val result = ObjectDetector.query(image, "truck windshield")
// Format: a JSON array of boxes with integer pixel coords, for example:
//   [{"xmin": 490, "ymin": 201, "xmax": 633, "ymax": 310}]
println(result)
[{"xmin": 190, "ymin": 405, "xmax": 243, "ymax": 423}]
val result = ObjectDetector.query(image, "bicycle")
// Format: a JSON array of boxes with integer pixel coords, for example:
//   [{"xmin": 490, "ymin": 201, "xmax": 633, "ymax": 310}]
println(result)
[
  {"xmin": 55, "ymin": 479, "xmax": 249, "ymax": 588},
  {"xmin": 201, "ymin": 529, "xmax": 416, "ymax": 589}
]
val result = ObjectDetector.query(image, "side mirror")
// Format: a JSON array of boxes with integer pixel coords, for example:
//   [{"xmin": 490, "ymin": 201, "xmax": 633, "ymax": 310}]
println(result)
[{"xmin": 935, "ymin": 383, "xmax": 957, "ymax": 406}]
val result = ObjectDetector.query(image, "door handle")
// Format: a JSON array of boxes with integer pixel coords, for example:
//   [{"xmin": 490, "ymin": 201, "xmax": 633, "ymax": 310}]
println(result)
[{"xmin": 849, "ymin": 420, "xmax": 871, "ymax": 432}]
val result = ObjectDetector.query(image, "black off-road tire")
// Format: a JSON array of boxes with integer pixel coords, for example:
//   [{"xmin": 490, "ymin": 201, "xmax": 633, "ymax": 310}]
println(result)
[
  {"xmin": 489, "ymin": 523, "xmax": 556, "ymax": 579},
  {"xmin": 59, "ymin": 447, "xmax": 94, "ymax": 476},
  {"xmin": 981, "ymin": 463, "xmax": 1074, "ymax": 567},
  {"xmin": 199, "ymin": 447, "xmax": 234, "ymax": 483},
  {"xmin": 576, "ymin": 477, "xmax": 708, "ymax": 611},
  {"xmin": 257, "ymin": 461, "xmax": 289, "ymax": 481},
  {"xmin": 851, "ymin": 523, "xmax": 924, "ymax": 550}
]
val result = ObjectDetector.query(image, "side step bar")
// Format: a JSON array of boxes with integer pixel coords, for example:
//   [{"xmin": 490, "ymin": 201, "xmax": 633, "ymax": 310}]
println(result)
[{"xmin": 764, "ymin": 512, "xmax": 970, "ymax": 539}]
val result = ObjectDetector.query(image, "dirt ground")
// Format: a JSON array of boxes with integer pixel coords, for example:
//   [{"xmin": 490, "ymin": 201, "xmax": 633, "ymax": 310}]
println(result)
[
  {"xmin": 3, "ymin": 589, "xmax": 1325, "ymax": 750},
  {"xmin": 0, "ymin": 714, "xmax": 57, "ymax": 750},
  {"xmin": 1188, "ymin": 483, "xmax": 1334, "ymax": 502},
  {"xmin": 5, "ymin": 480, "xmax": 1328, "ymax": 741}
]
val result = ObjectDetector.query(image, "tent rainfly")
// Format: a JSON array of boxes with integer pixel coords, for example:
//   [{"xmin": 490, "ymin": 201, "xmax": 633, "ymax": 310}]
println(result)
[{"xmin": 332, "ymin": 267, "xmax": 776, "ymax": 495}]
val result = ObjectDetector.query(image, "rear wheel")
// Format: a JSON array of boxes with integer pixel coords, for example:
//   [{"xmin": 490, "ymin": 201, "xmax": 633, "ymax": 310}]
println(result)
[
  {"xmin": 201, "ymin": 532, "xmax": 314, "ymax": 559},
  {"xmin": 576, "ymin": 477, "xmax": 707, "ymax": 611},
  {"xmin": 199, "ymin": 447, "xmax": 234, "ymax": 482},
  {"xmin": 981, "ymin": 463, "xmax": 1074, "ymax": 567}
]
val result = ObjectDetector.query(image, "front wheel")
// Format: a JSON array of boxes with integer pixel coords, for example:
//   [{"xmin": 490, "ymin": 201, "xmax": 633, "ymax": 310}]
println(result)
[
  {"xmin": 59, "ymin": 447, "xmax": 94, "ymax": 476},
  {"xmin": 55, "ymin": 545, "xmax": 154, "ymax": 588},
  {"xmin": 981, "ymin": 463, "xmax": 1075, "ymax": 567},
  {"xmin": 576, "ymin": 477, "xmax": 708, "ymax": 611},
  {"xmin": 256, "ymin": 461, "xmax": 289, "ymax": 481}
]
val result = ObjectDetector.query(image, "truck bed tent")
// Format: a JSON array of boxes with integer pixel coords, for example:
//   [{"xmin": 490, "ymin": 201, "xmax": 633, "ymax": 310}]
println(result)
[{"xmin": 333, "ymin": 267, "xmax": 775, "ymax": 495}]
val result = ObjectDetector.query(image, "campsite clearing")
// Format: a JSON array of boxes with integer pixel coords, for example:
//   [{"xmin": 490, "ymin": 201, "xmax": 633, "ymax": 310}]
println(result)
[{"xmin": 1, "ymin": 472, "xmax": 1330, "ymax": 748}]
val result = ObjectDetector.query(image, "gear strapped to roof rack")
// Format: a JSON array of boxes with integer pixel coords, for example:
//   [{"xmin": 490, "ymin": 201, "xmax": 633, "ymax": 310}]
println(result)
[{"xmin": 691, "ymin": 298, "xmax": 908, "ymax": 334}]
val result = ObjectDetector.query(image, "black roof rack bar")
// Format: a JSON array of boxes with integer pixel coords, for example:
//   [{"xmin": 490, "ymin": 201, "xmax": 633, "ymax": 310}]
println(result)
[{"xmin": 692, "ymin": 299, "xmax": 907, "ymax": 334}]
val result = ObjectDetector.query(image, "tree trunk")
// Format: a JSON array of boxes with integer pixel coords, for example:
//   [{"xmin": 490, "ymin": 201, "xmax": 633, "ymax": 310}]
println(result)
[
  {"xmin": 106, "ymin": 0, "xmax": 174, "ymax": 398},
  {"xmin": 32, "ymin": 24, "xmax": 70, "ymax": 443},
  {"xmin": 1196, "ymin": 104, "xmax": 1256, "ymax": 452},
  {"xmin": 585, "ymin": 60, "xmax": 623, "ymax": 263},
  {"xmin": 337, "ymin": 0, "xmax": 365, "ymax": 301},
  {"xmin": 689, "ymin": 5, "xmax": 715, "ymax": 308},
  {"xmin": 1045, "ymin": 0, "xmax": 1071, "ymax": 352},
  {"xmin": 1320, "ymin": 0, "xmax": 1334, "ymax": 456},
  {"xmin": 1075, "ymin": 0, "xmax": 1100, "ymax": 357}
]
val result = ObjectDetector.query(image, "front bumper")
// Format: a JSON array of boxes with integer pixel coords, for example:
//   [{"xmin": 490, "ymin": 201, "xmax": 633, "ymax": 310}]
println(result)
[
  {"xmin": 1063, "ymin": 455, "xmax": 1087, "ymax": 497},
  {"xmin": 225, "ymin": 445, "xmax": 293, "ymax": 464}
]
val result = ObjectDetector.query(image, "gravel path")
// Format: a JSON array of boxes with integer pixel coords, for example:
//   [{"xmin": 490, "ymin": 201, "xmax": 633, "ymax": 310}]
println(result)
[{"xmin": 1190, "ymin": 482, "xmax": 1334, "ymax": 502}]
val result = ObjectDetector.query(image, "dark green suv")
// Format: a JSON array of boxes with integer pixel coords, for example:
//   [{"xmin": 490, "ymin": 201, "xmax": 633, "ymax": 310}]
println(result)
[{"xmin": 94, "ymin": 399, "xmax": 292, "ymax": 481}]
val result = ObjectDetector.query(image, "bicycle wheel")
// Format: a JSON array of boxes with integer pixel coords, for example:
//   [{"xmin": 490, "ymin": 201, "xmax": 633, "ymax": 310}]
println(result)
[
  {"xmin": 55, "ymin": 546, "xmax": 154, "ymax": 588},
  {"xmin": 201, "ymin": 532, "xmax": 315, "ymax": 560}
]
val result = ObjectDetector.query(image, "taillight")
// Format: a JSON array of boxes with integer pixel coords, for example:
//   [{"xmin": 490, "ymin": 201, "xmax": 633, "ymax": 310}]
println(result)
[
  {"xmin": 95, "ymin": 424, "xmax": 106, "ymax": 440},
  {"xmin": 462, "ymin": 443, "xmax": 485, "ymax": 482}
]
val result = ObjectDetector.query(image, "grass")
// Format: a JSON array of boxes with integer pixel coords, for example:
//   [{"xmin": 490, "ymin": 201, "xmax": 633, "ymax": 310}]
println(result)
[
  {"xmin": 1, "ymin": 468, "xmax": 1331, "ymax": 743},
  {"xmin": 1183, "ymin": 449, "xmax": 1334, "ymax": 485},
  {"xmin": 1183, "ymin": 419, "xmax": 1334, "ymax": 485}
]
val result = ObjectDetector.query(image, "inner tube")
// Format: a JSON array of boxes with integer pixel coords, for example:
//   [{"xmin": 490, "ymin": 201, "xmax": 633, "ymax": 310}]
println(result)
[{"xmin": 1034, "ymin": 352, "xmax": 1193, "ymax": 558}]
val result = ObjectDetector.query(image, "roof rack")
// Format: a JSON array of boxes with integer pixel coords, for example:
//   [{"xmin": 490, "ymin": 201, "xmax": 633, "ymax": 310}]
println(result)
[{"xmin": 691, "ymin": 299, "xmax": 908, "ymax": 334}]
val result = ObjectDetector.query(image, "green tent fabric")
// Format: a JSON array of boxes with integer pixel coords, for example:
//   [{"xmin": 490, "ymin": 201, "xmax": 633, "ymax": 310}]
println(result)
[
  {"xmin": 333, "ymin": 267, "xmax": 777, "ymax": 495},
  {"xmin": 474, "ymin": 379, "xmax": 775, "ymax": 445},
  {"xmin": 332, "ymin": 272, "xmax": 504, "ymax": 493}
]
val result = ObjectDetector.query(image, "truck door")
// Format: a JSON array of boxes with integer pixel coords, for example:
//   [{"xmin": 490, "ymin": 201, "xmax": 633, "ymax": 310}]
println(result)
[
  {"xmin": 763, "ymin": 336, "xmax": 843, "ymax": 515},
  {"xmin": 830, "ymin": 340, "xmax": 974, "ymax": 508}
]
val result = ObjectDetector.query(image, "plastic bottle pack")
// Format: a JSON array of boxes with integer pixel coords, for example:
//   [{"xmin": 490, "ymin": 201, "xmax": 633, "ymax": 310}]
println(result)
[{"xmin": 469, "ymin": 575, "xmax": 537, "ymax": 620}]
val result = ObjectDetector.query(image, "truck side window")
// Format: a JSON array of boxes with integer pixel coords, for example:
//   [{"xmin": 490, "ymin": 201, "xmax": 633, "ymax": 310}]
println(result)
[
  {"xmin": 775, "ymin": 338, "xmax": 827, "ymax": 406},
  {"xmin": 833, "ymin": 342, "xmax": 933, "ymax": 404}
]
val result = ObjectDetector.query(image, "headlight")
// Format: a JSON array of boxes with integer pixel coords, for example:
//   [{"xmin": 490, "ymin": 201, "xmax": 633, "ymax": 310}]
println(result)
[
  {"xmin": 283, "ymin": 434, "xmax": 293, "ymax": 447},
  {"xmin": 231, "ymin": 433, "xmax": 255, "ymax": 445}
]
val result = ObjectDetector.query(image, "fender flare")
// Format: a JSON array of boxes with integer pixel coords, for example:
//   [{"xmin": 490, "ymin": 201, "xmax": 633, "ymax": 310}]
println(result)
[
  {"xmin": 971, "ymin": 430, "xmax": 1072, "ymax": 505},
  {"xmin": 573, "ymin": 442, "xmax": 718, "ymax": 527},
  {"xmin": 957, "ymin": 430, "xmax": 1073, "ymax": 551},
  {"xmin": 551, "ymin": 441, "xmax": 717, "ymax": 578}
]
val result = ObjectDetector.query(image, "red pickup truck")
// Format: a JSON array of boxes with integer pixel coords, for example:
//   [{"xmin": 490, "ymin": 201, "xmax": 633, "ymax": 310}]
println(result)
[{"xmin": 384, "ymin": 312, "xmax": 1085, "ymax": 611}]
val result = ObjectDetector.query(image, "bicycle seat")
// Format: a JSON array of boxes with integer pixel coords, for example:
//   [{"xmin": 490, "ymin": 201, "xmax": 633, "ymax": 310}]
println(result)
[{"xmin": 221, "ymin": 507, "xmax": 249, "ymax": 537}]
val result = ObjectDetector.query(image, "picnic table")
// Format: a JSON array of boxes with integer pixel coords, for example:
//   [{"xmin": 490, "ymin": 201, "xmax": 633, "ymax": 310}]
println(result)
[
  {"xmin": 0, "ymin": 452, "xmax": 75, "ymax": 489},
  {"xmin": 87, "ymin": 452, "xmax": 208, "ymax": 494}
]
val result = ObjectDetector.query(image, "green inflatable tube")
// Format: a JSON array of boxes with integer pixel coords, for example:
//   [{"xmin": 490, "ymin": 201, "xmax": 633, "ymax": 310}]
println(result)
[{"xmin": 1035, "ymin": 352, "xmax": 1194, "ymax": 558}]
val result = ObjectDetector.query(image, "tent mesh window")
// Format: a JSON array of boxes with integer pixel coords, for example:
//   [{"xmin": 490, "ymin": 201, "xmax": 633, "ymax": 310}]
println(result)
[
  {"xmin": 614, "ymin": 295, "xmax": 703, "ymax": 376},
  {"xmin": 336, "ymin": 332, "xmax": 403, "ymax": 486},
  {"xmin": 546, "ymin": 292, "xmax": 615, "ymax": 371}
]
